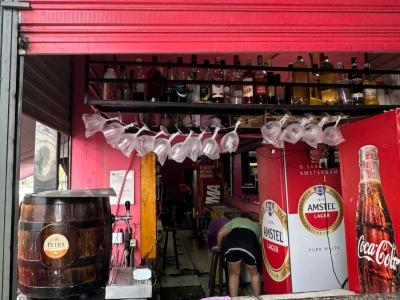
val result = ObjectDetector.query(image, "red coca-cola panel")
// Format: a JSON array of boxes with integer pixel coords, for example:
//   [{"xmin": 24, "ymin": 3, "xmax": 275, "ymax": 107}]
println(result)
[{"xmin": 339, "ymin": 109, "xmax": 400, "ymax": 294}]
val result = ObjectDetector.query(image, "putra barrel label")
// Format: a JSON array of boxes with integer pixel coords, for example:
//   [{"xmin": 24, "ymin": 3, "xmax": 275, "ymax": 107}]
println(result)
[
  {"xmin": 298, "ymin": 185, "xmax": 343, "ymax": 236},
  {"xmin": 261, "ymin": 200, "xmax": 290, "ymax": 282},
  {"xmin": 43, "ymin": 234, "xmax": 69, "ymax": 259}
]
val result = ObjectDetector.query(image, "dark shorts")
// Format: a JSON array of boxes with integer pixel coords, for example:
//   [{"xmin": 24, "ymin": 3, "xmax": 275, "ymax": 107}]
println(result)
[{"xmin": 221, "ymin": 227, "xmax": 262, "ymax": 272}]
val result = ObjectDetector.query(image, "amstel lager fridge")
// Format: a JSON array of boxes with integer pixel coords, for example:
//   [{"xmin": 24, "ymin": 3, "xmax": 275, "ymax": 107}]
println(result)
[
  {"xmin": 258, "ymin": 141, "xmax": 348, "ymax": 294},
  {"xmin": 339, "ymin": 109, "xmax": 400, "ymax": 294}
]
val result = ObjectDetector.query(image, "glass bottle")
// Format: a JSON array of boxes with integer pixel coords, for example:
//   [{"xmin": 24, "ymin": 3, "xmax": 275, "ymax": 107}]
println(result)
[
  {"xmin": 356, "ymin": 145, "xmax": 399, "ymax": 293},
  {"xmin": 100, "ymin": 65, "xmax": 108, "ymax": 99},
  {"xmin": 254, "ymin": 55, "xmax": 267, "ymax": 104},
  {"xmin": 221, "ymin": 60, "xmax": 231, "ymax": 103},
  {"xmin": 230, "ymin": 57, "xmax": 243, "ymax": 104},
  {"xmin": 174, "ymin": 57, "xmax": 187, "ymax": 102},
  {"xmin": 133, "ymin": 58, "xmax": 145, "ymax": 101},
  {"xmin": 146, "ymin": 56, "xmax": 163, "ymax": 102},
  {"xmin": 187, "ymin": 54, "xmax": 200, "ymax": 103},
  {"xmin": 337, "ymin": 62, "xmax": 353, "ymax": 105},
  {"xmin": 163, "ymin": 60, "xmax": 174, "ymax": 102},
  {"xmin": 309, "ymin": 63, "xmax": 322, "ymax": 105},
  {"xmin": 348, "ymin": 57, "xmax": 364, "ymax": 105},
  {"xmin": 319, "ymin": 56, "xmax": 339, "ymax": 105},
  {"xmin": 275, "ymin": 74, "xmax": 285, "ymax": 104},
  {"xmin": 363, "ymin": 63, "xmax": 379, "ymax": 105},
  {"xmin": 129, "ymin": 69, "xmax": 135, "ymax": 100},
  {"xmin": 243, "ymin": 58, "xmax": 254, "ymax": 104},
  {"xmin": 117, "ymin": 65, "xmax": 130, "ymax": 100},
  {"xmin": 267, "ymin": 72, "xmax": 277, "ymax": 104},
  {"xmin": 285, "ymin": 63, "xmax": 293, "ymax": 104},
  {"xmin": 292, "ymin": 56, "xmax": 309, "ymax": 105},
  {"xmin": 103, "ymin": 65, "xmax": 117, "ymax": 100},
  {"xmin": 212, "ymin": 56, "xmax": 224, "ymax": 103},
  {"xmin": 200, "ymin": 59, "xmax": 212, "ymax": 102}
]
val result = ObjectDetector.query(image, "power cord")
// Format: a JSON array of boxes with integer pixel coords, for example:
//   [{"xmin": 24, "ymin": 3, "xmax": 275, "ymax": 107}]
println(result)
[{"xmin": 322, "ymin": 175, "xmax": 345, "ymax": 288}]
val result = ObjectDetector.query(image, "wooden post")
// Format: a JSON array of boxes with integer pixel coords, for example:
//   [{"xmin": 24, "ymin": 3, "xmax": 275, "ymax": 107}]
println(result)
[{"xmin": 140, "ymin": 153, "xmax": 156, "ymax": 259}]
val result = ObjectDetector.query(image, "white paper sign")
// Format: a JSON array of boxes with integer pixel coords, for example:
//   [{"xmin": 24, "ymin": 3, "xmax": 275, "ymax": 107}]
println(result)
[{"xmin": 110, "ymin": 170, "xmax": 134, "ymax": 205}]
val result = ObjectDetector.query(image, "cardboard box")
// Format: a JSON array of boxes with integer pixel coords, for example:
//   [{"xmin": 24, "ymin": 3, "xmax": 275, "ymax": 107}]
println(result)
[{"xmin": 230, "ymin": 115, "xmax": 265, "ymax": 128}]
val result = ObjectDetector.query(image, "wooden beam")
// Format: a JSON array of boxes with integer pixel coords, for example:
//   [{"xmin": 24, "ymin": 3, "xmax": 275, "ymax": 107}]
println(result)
[{"xmin": 140, "ymin": 153, "xmax": 156, "ymax": 259}]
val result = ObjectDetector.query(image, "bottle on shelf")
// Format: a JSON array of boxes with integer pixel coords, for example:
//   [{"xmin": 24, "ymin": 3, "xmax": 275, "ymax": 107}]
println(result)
[
  {"xmin": 267, "ymin": 72, "xmax": 277, "ymax": 104},
  {"xmin": 212, "ymin": 56, "xmax": 225, "ymax": 103},
  {"xmin": 221, "ymin": 59, "xmax": 231, "ymax": 103},
  {"xmin": 146, "ymin": 56, "xmax": 163, "ymax": 102},
  {"xmin": 363, "ymin": 63, "xmax": 379, "ymax": 105},
  {"xmin": 319, "ymin": 56, "xmax": 339, "ymax": 105},
  {"xmin": 230, "ymin": 56, "xmax": 243, "ymax": 104},
  {"xmin": 292, "ymin": 56, "xmax": 309, "ymax": 105},
  {"xmin": 254, "ymin": 55, "xmax": 267, "ymax": 104},
  {"xmin": 117, "ymin": 65, "xmax": 130, "ymax": 101},
  {"xmin": 163, "ymin": 60, "xmax": 174, "ymax": 102},
  {"xmin": 129, "ymin": 69, "xmax": 135, "ymax": 100},
  {"xmin": 284, "ymin": 63, "xmax": 293, "ymax": 104},
  {"xmin": 309, "ymin": 63, "xmax": 322, "ymax": 105},
  {"xmin": 174, "ymin": 57, "xmax": 187, "ymax": 102},
  {"xmin": 103, "ymin": 65, "xmax": 117, "ymax": 100},
  {"xmin": 200, "ymin": 59, "xmax": 212, "ymax": 102},
  {"xmin": 187, "ymin": 54, "xmax": 200, "ymax": 103},
  {"xmin": 337, "ymin": 62, "xmax": 353, "ymax": 105},
  {"xmin": 100, "ymin": 65, "xmax": 108, "ymax": 99},
  {"xmin": 348, "ymin": 57, "xmax": 364, "ymax": 105},
  {"xmin": 133, "ymin": 58, "xmax": 145, "ymax": 101},
  {"xmin": 275, "ymin": 74, "xmax": 285, "ymax": 104},
  {"xmin": 243, "ymin": 58, "xmax": 254, "ymax": 104}
]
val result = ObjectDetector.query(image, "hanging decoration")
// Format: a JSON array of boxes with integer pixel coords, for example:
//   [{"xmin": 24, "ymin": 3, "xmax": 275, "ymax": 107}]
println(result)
[{"xmin": 81, "ymin": 108, "xmax": 348, "ymax": 164}]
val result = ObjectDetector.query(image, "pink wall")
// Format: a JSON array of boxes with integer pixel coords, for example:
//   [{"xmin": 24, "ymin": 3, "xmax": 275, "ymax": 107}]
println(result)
[
  {"xmin": 71, "ymin": 56, "xmax": 142, "ymax": 267},
  {"xmin": 226, "ymin": 196, "xmax": 259, "ymax": 213}
]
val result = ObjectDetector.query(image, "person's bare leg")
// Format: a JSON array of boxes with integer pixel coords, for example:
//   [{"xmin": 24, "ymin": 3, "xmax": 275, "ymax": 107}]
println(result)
[
  {"xmin": 245, "ymin": 264, "xmax": 261, "ymax": 296},
  {"xmin": 227, "ymin": 260, "xmax": 242, "ymax": 297}
]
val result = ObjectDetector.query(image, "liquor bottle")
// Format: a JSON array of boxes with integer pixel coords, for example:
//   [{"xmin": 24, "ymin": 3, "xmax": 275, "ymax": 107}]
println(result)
[
  {"xmin": 100, "ymin": 65, "xmax": 108, "ymax": 99},
  {"xmin": 200, "ymin": 59, "xmax": 212, "ymax": 102},
  {"xmin": 230, "ymin": 57, "xmax": 243, "ymax": 104},
  {"xmin": 292, "ymin": 56, "xmax": 309, "ymax": 105},
  {"xmin": 319, "ymin": 56, "xmax": 339, "ymax": 105},
  {"xmin": 285, "ymin": 63, "xmax": 293, "ymax": 104},
  {"xmin": 103, "ymin": 65, "xmax": 117, "ymax": 100},
  {"xmin": 117, "ymin": 65, "xmax": 130, "ymax": 100},
  {"xmin": 275, "ymin": 74, "xmax": 285, "ymax": 104},
  {"xmin": 243, "ymin": 58, "xmax": 254, "ymax": 104},
  {"xmin": 174, "ymin": 57, "xmax": 187, "ymax": 102},
  {"xmin": 267, "ymin": 72, "xmax": 277, "ymax": 104},
  {"xmin": 309, "ymin": 63, "xmax": 322, "ymax": 105},
  {"xmin": 146, "ymin": 56, "xmax": 163, "ymax": 101},
  {"xmin": 348, "ymin": 57, "xmax": 364, "ymax": 105},
  {"xmin": 212, "ymin": 57, "xmax": 224, "ymax": 103},
  {"xmin": 133, "ymin": 58, "xmax": 145, "ymax": 101},
  {"xmin": 221, "ymin": 60, "xmax": 231, "ymax": 103},
  {"xmin": 187, "ymin": 54, "xmax": 200, "ymax": 103},
  {"xmin": 129, "ymin": 69, "xmax": 135, "ymax": 100},
  {"xmin": 363, "ymin": 63, "xmax": 379, "ymax": 105},
  {"xmin": 254, "ymin": 55, "xmax": 267, "ymax": 104},
  {"xmin": 163, "ymin": 60, "xmax": 174, "ymax": 102},
  {"xmin": 337, "ymin": 62, "xmax": 353, "ymax": 105},
  {"xmin": 356, "ymin": 145, "xmax": 399, "ymax": 294}
]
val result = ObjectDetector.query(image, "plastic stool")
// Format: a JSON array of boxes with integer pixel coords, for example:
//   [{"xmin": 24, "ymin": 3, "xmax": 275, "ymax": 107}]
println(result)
[{"xmin": 162, "ymin": 227, "xmax": 179, "ymax": 269}]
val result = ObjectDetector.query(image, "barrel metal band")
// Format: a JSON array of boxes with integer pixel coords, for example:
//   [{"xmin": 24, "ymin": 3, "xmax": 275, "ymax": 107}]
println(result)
[
  {"xmin": 22, "ymin": 196, "xmax": 109, "ymax": 205},
  {"xmin": 19, "ymin": 219, "xmax": 111, "ymax": 231},
  {"xmin": 18, "ymin": 252, "xmax": 109, "ymax": 269},
  {"xmin": 19, "ymin": 277, "xmax": 109, "ymax": 298}
]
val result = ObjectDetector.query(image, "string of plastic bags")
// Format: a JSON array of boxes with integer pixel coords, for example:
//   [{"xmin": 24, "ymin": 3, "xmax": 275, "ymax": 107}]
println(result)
[{"xmin": 82, "ymin": 110, "xmax": 346, "ymax": 165}]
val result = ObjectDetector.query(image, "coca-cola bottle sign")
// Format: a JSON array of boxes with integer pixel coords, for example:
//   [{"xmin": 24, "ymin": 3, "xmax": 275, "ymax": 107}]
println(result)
[{"xmin": 356, "ymin": 145, "xmax": 400, "ymax": 293}]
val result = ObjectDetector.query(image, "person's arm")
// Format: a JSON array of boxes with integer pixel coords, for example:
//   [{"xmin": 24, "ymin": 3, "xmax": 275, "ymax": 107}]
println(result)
[{"xmin": 211, "ymin": 225, "xmax": 230, "ymax": 252}]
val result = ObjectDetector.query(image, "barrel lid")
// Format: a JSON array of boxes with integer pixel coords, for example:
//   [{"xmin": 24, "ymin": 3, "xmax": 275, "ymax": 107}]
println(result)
[{"xmin": 25, "ymin": 188, "xmax": 117, "ymax": 198}]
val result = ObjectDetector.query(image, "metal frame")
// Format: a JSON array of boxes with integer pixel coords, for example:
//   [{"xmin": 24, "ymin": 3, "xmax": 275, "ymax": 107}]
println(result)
[{"xmin": 0, "ymin": 1, "xmax": 26, "ymax": 298}]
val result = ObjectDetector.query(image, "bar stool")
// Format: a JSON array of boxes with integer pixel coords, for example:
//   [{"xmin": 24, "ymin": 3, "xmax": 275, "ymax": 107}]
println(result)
[
  {"xmin": 162, "ymin": 227, "xmax": 179, "ymax": 269},
  {"xmin": 205, "ymin": 218, "xmax": 230, "ymax": 296}
]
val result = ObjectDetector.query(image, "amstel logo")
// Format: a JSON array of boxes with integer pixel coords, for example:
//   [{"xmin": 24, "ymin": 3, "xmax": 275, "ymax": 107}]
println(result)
[
  {"xmin": 43, "ymin": 234, "xmax": 69, "ymax": 259},
  {"xmin": 261, "ymin": 200, "xmax": 290, "ymax": 282},
  {"xmin": 298, "ymin": 185, "xmax": 343, "ymax": 236}
]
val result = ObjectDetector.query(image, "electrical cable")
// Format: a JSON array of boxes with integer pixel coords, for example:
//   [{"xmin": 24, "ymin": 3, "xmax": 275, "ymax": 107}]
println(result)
[{"xmin": 322, "ymin": 176, "xmax": 345, "ymax": 288}]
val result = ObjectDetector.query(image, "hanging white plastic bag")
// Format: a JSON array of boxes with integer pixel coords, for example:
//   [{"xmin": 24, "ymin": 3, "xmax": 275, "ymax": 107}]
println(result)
[
  {"xmin": 322, "ymin": 114, "xmax": 346, "ymax": 146},
  {"xmin": 220, "ymin": 120, "xmax": 241, "ymax": 153},
  {"xmin": 202, "ymin": 126, "xmax": 222, "ymax": 160},
  {"xmin": 280, "ymin": 113, "xmax": 313, "ymax": 144},
  {"xmin": 302, "ymin": 113, "xmax": 330, "ymax": 148}
]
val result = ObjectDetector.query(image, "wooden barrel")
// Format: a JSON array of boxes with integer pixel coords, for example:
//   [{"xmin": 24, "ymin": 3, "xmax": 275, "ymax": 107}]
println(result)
[{"xmin": 18, "ymin": 193, "xmax": 112, "ymax": 299}]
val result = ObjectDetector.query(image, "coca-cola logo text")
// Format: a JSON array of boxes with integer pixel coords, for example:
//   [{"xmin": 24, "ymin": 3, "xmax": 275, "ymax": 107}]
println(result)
[{"xmin": 358, "ymin": 235, "xmax": 400, "ymax": 269}]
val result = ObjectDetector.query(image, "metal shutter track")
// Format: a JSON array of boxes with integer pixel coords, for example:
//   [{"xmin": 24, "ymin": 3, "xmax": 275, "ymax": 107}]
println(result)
[{"xmin": 22, "ymin": 55, "xmax": 72, "ymax": 135}]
